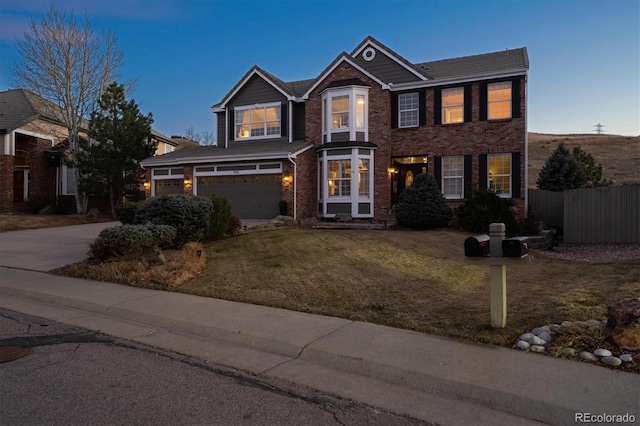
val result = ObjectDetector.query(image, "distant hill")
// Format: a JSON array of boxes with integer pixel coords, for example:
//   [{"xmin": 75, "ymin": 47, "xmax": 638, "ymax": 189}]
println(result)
[{"xmin": 527, "ymin": 133, "xmax": 640, "ymax": 188}]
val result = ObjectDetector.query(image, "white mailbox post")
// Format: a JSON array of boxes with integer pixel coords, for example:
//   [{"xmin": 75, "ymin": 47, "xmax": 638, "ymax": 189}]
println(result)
[{"xmin": 464, "ymin": 223, "xmax": 531, "ymax": 328}]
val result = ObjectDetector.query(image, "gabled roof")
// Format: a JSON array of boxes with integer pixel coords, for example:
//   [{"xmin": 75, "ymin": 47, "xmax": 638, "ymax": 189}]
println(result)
[
  {"xmin": 211, "ymin": 36, "xmax": 528, "ymax": 111},
  {"xmin": 0, "ymin": 88, "xmax": 72, "ymax": 133}
]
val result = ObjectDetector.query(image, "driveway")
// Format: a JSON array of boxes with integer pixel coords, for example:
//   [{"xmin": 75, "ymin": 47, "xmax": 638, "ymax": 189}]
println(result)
[{"xmin": 0, "ymin": 222, "xmax": 119, "ymax": 272}]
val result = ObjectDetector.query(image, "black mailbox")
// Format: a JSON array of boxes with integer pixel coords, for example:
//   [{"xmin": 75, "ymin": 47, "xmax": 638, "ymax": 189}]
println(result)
[
  {"xmin": 502, "ymin": 237, "xmax": 529, "ymax": 257},
  {"xmin": 464, "ymin": 234, "xmax": 490, "ymax": 257}
]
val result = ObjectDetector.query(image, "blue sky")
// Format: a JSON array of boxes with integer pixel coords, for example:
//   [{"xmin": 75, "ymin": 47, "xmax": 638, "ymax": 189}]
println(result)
[{"xmin": 1, "ymin": 0, "xmax": 638, "ymax": 139}]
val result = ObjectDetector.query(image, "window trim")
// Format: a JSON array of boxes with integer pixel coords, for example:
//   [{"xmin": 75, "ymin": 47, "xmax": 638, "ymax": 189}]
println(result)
[
  {"xmin": 441, "ymin": 155, "xmax": 464, "ymax": 199},
  {"xmin": 234, "ymin": 102, "xmax": 282, "ymax": 141},
  {"xmin": 321, "ymin": 87, "xmax": 369, "ymax": 142},
  {"xmin": 487, "ymin": 82, "xmax": 512, "ymax": 120},
  {"xmin": 487, "ymin": 153, "xmax": 512, "ymax": 197},
  {"xmin": 398, "ymin": 92, "xmax": 419, "ymax": 128},
  {"xmin": 442, "ymin": 87, "xmax": 464, "ymax": 124}
]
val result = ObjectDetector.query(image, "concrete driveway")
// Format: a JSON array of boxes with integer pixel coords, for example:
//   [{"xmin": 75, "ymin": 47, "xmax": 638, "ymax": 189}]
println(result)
[{"xmin": 0, "ymin": 222, "xmax": 119, "ymax": 272}]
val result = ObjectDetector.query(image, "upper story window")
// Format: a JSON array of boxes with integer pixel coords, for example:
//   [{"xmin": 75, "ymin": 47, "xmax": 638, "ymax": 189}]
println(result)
[
  {"xmin": 488, "ymin": 82, "xmax": 512, "ymax": 120},
  {"xmin": 322, "ymin": 87, "xmax": 369, "ymax": 142},
  {"xmin": 235, "ymin": 103, "xmax": 281, "ymax": 140},
  {"xmin": 442, "ymin": 88, "xmax": 464, "ymax": 124},
  {"xmin": 488, "ymin": 153, "xmax": 511, "ymax": 197},
  {"xmin": 398, "ymin": 92, "xmax": 419, "ymax": 128}
]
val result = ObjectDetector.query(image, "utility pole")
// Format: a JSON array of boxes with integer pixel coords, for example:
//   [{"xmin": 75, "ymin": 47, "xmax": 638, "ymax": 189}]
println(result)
[{"xmin": 593, "ymin": 123, "xmax": 605, "ymax": 134}]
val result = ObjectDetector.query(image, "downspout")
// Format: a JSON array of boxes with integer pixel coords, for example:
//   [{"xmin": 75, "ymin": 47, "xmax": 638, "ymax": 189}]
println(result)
[
  {"xmin": 524, "ymin": 74, "xmax": 529, "ymax": 218},
  {"xmin": 287, "ymin": 153, "xmax": 297, "ymax": 220},
  {"xmin": 225, "ymin": 107, "xmax": 229, "ymax": 149}
]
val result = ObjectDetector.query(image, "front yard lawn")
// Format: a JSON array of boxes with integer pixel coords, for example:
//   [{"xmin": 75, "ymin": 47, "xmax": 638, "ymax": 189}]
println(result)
[{"xmin": 0, "ymin": 214, "xmax": 108, "ymax": 232}]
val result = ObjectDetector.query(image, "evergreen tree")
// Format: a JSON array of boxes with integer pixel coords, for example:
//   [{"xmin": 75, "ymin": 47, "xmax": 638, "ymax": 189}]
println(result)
[
  {"xmin": 571, "ymin": 146, "xmax": 613, "ymax": 188},
  {"xmin": 394, "ymin": 173, "xmax": 452, "ymax": 228},
  {"xmin": 78, "ymin": 82, "xmax": 156, "ymax": 218},
  {"xmin": 536, "ymin": 142, "xmax": 587, "ymax": 191}
]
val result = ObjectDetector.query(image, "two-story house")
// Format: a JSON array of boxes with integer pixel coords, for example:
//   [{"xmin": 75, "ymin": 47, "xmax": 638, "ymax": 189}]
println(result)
[
  {"xmin": 140, "ymin": 36, "xmax": 529, "ymax": 221},
  {"xmin": 0, "ymin": 88, "xmax": 178, "ymax": 213}
]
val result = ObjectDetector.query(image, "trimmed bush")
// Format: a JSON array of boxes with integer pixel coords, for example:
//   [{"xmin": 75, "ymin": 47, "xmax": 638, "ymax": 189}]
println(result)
[
  {"xmin": 206, "ymin": 194, "xmax": 232, "ymax": 239},
  {"xmin": 134, "ymin": 195, "xmax": 214, "ymax": 247},
  {"xmin": 90, "ymin": 224, "xmax": 176, "ymax": 259},
  {"xmin": 116, "ymin": 201, "xmax": 144, "ymax": 224},
  {"xmin": 455, "ymin": 188, "xmax": 520, "ymax": 235},
  {"xmin": 394, "ymin": 173, "xmax": 452, "ymax": 228}
]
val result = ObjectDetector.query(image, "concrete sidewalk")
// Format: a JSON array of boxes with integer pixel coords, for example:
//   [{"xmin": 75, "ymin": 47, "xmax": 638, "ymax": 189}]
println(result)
[
  {"xmin": 0, "ymin": 223, "xmax": 638, "ymax": 424},
  {"xmin": 1, "ymin": 267, "xmax": 638, "ymax": 425}
]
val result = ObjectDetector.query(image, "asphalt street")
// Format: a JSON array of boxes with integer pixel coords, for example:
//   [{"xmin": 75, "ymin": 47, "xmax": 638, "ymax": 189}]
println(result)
[{"xmin": 0, "ymin": 308, "xmax": 426, "ymax": 426}]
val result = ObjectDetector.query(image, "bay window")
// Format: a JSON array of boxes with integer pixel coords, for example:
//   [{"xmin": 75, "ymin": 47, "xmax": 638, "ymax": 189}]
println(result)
[{"xmin": 322, "ymin": 87, "xmax": 369, "ymax": 142}]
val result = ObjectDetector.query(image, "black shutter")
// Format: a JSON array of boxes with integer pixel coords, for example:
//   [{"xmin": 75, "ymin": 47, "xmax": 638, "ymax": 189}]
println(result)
[
  {"xmin": 479, "ymin": 83, "xmax": 488, "ymax": 121},
  {"xmin": 433, "ymin": 88, "xmax": 442, "ymax": 125},
  {"xmin": 479, "ymin": 154, "xmax": 488, "ymax": 189},
  {"xmin": 464, "ymin": 155, "xmax": 472, "ymax": 198},
  {"xmin": 391, "ymin": 94, "xmax": 398, "ymax": 129},
  {"xmin": 228, "ymin": 108, "xmax": 235, "ymax": 141},
  {"xmin": 464, "ymin": 85, "xmax": 473, "ymax": 122},
  {"xmin": 511, "ymin": 152, "xmax": 521, "ymax": 198},
  {"xmin": 511, "ymin": 79, "xmax": 521, "ymax": 119},
  {"xmin": 419, "ymin": 90, "xmax": 427, "ymax": 126},
  {"xmin": 281, "ymin": 103, "xmax": 288, "ymax": 137},
  {"xmin": 434, "ymin": 156, "xmax": 442, "ymax": 190}
]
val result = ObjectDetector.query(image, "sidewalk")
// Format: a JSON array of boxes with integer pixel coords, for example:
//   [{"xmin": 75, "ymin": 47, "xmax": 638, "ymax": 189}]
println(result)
[{"xmin": 0, "ymin": 225, "xmax": 638, "ymax": 425}]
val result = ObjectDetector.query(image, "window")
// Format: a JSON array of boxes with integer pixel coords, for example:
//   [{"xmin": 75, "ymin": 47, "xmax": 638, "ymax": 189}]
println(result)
[
  {"xmin": 488, "ymin": 153, "xmax": 511, "ymax": 196},
  {"xmin": 235, "ymin": 103, "xmax": 281, "ymax": 140},
  {"xmin": 331, "ymin": 96, "xmax": 349, "ymax": 129},
  {"xmin": 322, "ymin": 87, "xmax": 369, "ymax": 142},
  {"xmin": 358, "ymin": 159, "xmax": 369, "ymax": 196},
  {"xmin": 398, "ymin": 92, "xmax": 419, "ymax": 127},
  {"xmin": 327, "ymin": 159, "xmax": 351, "ymax": 197},
  {"xmin": 442, "ymin": 156, "xmax": 464, "ymax": 199},
  {"xmin": 442, "ymin": 88, "xmax": 464, "ymax": 124},
  {"xmin": 488, "ymin": 82, "xmax": 512, "ymax": 120}
]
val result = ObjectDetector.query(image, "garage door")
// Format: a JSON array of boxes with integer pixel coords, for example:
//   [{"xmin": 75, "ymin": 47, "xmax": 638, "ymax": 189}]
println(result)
[{"xmin": 196, "ymin": 174, "xmax": 282, "ymax": 219}]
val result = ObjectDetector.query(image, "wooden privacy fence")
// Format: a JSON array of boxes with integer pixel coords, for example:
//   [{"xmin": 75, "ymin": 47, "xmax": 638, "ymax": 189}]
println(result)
[{"xmin": 528, "ymin": 184, "xmax": 640, "ymax": 244}]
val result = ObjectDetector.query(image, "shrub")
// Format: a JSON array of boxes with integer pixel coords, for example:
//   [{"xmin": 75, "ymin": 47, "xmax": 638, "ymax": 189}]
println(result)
[
  {"xmin": 455, "ymin": 188, "xmax": 520, "ymax": 235},
  {"xmin": 394, "ymin": 173, "xmax": 452, "ymax": 228},
  {"xmin": 116, "ymin": 201, "xmax": 144, "ymax": 224},
  {"xmin": 134, "ymin": 194, "xmax": 214, "ymax": 247},
  {"xmin": 206, "ymin": 194, "xmax": 232, "ymax": 239},
  {"xmin": 90, "ymin": 223, "xmax": 176, "ymax": 259},
  {"xmin": 228, "ymin": 214, "xmax": 242, "ymax": 235}
]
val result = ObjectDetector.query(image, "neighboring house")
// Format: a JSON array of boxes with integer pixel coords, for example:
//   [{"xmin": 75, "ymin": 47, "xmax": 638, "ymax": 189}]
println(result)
[
  {"xmin": 0, "ymin": 88, "xmax": 174, "ymax": 213},
  {"xmin": 140, "ymin": 36, "xmax": 529, "ymax": 221}
]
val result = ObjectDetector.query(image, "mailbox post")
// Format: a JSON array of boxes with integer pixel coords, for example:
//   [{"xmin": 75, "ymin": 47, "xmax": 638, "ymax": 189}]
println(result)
[{"xmin": 464, "ymin": 222, "xmax": 530, "ymax": 328}]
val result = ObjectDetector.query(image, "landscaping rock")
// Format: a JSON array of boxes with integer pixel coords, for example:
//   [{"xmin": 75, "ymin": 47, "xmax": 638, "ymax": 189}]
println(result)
[
  {"xmin": 564, "ymin": 348, "xmax": 577, "ymax": 356},
  {"xmin": 526, "ymin": 335, "xmax": 546, "ymax": 346},
  {"xmin": 580, "ymin": 352, "xmax": 599, "ymax": 362},
  {"xmin": 600, "ymin": 356, "xmax": 622, "ymax": 367},
  {"xmin": 270, "ymin": 215, "xmax": 294, "ymax": 227},
  {"xmin": 619, "ymin": 354, "xmax": 633, "ymax": 362},
  {"xmin": 519, "ymin": 332, "xmax": 535, "ymax": 341},
  {"xmin": 530, "ymin": 345, "xmax": 545, "ymax": 353},
  {"xmin": 593, "ymin": 348, "xmax": 612, "ymax": 357},
  {"xmin": 87, "ymin": 208, "xmax": 101, "ymax": 219},
  {"xmin": 38, "ymin": 205, "xmax": 53, "ymax": 215},
  {"xmin": 335, "ymin": 213, "xmax": 353, "ymax": 223},
  {"xmin": 603, "ymin": 298, "xmax": 640, "ymax": 349},
  {"xmin": 300, "ymin": 217, "xmax": 319, "ymax": 228},
  {"xmin": 538, "ymin": 331, "xmax": 553, "ymax": 343},
  {"xmin": 516, "ymin": 340, "xmax": 530, "ymax": 350}
]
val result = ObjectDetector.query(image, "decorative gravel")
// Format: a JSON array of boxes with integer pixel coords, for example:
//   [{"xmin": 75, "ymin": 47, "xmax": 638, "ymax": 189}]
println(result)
[{"xmin": 534, "ymin": 243, "xmax": 640, "ymax": 262}]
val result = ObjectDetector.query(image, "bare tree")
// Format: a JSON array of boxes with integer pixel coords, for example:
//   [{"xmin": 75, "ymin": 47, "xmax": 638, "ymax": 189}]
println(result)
[
  {"xmin": 12, "ymin": 5, "xmax": 124, "ymax": 214},
  {"xmin": 185, "ymin": 126, "xmax": 216, "ymax": 145}
]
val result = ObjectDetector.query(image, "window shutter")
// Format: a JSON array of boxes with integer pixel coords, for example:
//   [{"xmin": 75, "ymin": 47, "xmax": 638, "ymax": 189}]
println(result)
[
  {"xmin": 511, "ymin": 79, "xmax": 521, "ymax": 119},
  {"xmin": 228, "ymin": 109, "xmax": 235, "ymax": 141},
  {"xmin": 464, "ymin": 85, "xmax": 472, "ymax": 123},
  {"xmin": 464, "ymin": 155, "xmax": 472, "ymax": 198},
  {"xmin": 434, "ymin": 156, "xmax": 442, "ymax": 190},
  {"xmin": 479, "ymin": 154, "xmax": 487, "ymax": 189},
  {"xmin": 433, "ymin": 88, "xmax": 442, "ymax": 125},
  {"xmin": 479, "ymin": 83, "xmax": 487, "ymax": 121},
  {"xmin": 419, "ymin": 90, "xmax": 427, "ymax": 126},
  {"xmin": 281, "ymin": 103, "xmax": 288, "ymax": 137},
  {"xmin": 391, "ymin": 94, "xmax": 398, "ymax": 129},
  {"xmin": 511, "ymin": 152, "xmax": 521, "ymax": 198}
]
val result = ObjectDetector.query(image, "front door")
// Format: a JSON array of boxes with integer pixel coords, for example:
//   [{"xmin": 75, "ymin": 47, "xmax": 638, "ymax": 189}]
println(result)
[{"xmin": 391, "ymin": 159, "xmax": 427, "ymax": 206}]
